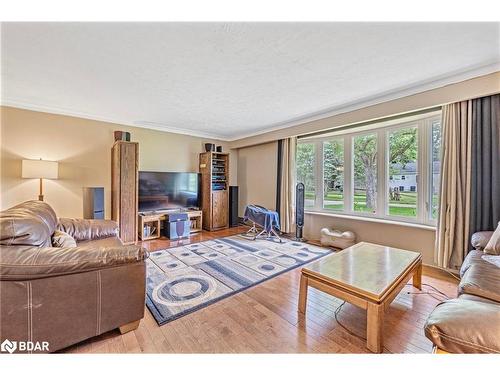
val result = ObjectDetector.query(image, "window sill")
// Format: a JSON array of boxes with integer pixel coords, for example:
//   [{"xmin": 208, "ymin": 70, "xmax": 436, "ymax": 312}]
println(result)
[{"xmin": 304, "ymin": 210, "xmax": 437, "ymax": 231}]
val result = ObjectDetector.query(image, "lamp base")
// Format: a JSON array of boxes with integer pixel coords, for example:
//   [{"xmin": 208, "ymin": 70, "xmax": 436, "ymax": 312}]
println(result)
[{"xmin": 38, "ymin": 178, "xmax": 44, "ymax": 201}]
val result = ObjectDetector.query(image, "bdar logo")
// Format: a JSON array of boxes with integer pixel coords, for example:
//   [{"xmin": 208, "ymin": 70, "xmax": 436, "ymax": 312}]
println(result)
[{"xmin": 1, "ymin": 339, "xmax": 17, "ymax": 354}]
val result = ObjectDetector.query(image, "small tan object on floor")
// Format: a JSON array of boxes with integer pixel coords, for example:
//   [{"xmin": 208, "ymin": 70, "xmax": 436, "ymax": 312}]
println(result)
[
  {"xmin": 320, "ymin": 228, "xmax": 356, "ymax": 249},
  {"xmin": 299, "ymin": 242, "xmax": 422, "ymax": 353}
]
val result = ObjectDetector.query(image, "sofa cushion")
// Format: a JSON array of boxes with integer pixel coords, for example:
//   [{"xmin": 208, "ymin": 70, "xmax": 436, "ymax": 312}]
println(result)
[
  {"xmin": 459, "ymin": 293, "xmax": 500, "ymax": 304},
  {"xmin": 458, "ymin": 264, "xmax": 500, "ymax": 303},
  {"xmin": 0, "ymin": 200, "xmax": 58, "ymax": 247},
  {"xmin": 76, "ymin": 236, "xmax": 123, "ymax": 248},
  {"xmin": 424, "ymin": 298, "xmax": 500, "ymax": 353},
  {"xmin": 57, "ymin": 218, "xmax": 119, "ymax": 242},
  {"xmin": 484, "ymin": 222, "xmax": 500, "ymax": 255},
  {"xmin": 471, "ymin": 231, "xmax": 494, "ymax": 251},
  {"xmin": 460, "ymin": 250, "xmax": 492, "ymax": 277},
  {"xmin": 52, "ymin": 230, "xmax": 77, "ymax": 248},
  {"xmin": 481, "ymin": 254, "xmax": 500, "ymax": 268},
  {"xmin": 0, "ymin": 243, "xmax": 147, "ymax": 281}
]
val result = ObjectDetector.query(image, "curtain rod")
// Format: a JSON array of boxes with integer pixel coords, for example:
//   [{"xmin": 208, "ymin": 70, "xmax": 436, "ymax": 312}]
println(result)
[{"xmin": 297, "ymin": 106, "xmax": 442, "ymax": 139}]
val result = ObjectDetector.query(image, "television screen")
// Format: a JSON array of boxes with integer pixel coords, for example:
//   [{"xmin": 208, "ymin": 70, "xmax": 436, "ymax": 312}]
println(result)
[{"xmin": 138, "ymin": 171, "xmax": 200, "ymax": 212}]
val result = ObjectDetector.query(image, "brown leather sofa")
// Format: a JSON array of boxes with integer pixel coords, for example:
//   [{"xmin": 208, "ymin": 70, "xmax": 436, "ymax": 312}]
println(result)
[
  {"xmin": 0, "ymin": 200, "xmax": 147, "ymax": 353},
  {"xmin": 424, "ymin": 231, "xmax": 500, "ymax": 353}
]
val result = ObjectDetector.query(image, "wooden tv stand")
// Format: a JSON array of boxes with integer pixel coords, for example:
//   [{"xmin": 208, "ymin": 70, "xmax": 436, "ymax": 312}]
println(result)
[{"xmin": 138, "ymin": 209, "xmax": 203, "ymax": 240}]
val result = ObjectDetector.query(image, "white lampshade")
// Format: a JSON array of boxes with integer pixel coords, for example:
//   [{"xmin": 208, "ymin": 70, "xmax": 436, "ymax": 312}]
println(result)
[{"xmin": 22, "ymin": 159, "xmax": 59, "ymax": 179}]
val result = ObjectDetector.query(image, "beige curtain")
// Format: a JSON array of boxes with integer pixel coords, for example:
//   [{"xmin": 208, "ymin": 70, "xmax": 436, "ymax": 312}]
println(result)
[
  {"xmin": 435, "ymin": 101, "xmax": 473, "ymax": 269},
  {"xmin": 279, "ymin": 137, "xmax": 297, "ymax": 233}
]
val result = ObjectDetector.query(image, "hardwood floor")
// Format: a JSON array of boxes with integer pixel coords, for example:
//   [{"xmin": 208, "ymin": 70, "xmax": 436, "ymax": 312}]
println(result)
[{"xmin": 62, "ymin": 227, "xmax": 458, "ymax": 354}]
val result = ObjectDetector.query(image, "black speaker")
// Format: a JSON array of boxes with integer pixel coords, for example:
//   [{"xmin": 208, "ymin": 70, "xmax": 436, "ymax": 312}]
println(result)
[
  {"xmin": 229, "ymin": 186, "xmax": 239, "ymax": 227},
  {"xmin": 83, "ymin": 187, "xmax": 105, "ymax": 219},
  {"xmin": 204, "ymin": 143, "xmax": 216, "ymax": 152},
  {"xmin": 294, "ymin": 182, "xmax": 306, "ymax": 242}
]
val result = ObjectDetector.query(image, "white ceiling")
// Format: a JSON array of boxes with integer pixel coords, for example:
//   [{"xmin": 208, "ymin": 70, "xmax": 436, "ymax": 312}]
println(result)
[{"xmin": 2, "ymin": 22, "xmax": 499, "ymax": 140}]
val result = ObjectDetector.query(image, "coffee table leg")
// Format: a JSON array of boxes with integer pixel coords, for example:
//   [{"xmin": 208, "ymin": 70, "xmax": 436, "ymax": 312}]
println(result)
[
  {"xmin": 367, "ymin": 302, "xmax": 384, "ymax": 353},
  {"xmin": 298, "ymin": 273, "xmax": 308, "ymax": 314},
  {"xmin": 413, "ymin": 261, "xmax": 422, "ymax": 290}
]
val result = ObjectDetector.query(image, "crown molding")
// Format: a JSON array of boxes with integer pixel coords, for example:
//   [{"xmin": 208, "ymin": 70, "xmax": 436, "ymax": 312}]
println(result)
[
  {"xmin": 0, "ymin": 99, "xmax": 230, "ymax": 141},
  {"xmin": 2, "ymin": 61, "xmax": 499, "ymax": 143}
]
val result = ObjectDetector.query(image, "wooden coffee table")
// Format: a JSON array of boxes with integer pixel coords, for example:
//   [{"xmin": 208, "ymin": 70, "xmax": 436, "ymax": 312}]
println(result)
[{"xmin": 298, "ymin": 242, "xmax": 422, "ymax": 353}]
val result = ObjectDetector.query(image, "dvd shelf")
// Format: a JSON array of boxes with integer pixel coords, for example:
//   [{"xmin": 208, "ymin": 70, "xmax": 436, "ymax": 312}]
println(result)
[{"xmin": 199, "ymin": 151, "xmax": 230, "ymax": 230}]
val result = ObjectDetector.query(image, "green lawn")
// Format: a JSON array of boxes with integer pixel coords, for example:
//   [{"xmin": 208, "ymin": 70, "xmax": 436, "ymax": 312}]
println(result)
[
  {"xmin": 305, "ymin": 190, "xmax": 440, "ymax": 218},
  {"xmin": 324, "ymin": 203, "xmax": 344, "ymax": 210},
  {"xmin": 306, "ymin": 190, "xmax": 422, "ymax": 217},
  {"xmin": 389, "ymin": 206, "xmax": 416, "ymax": 216},
  {"xmin": 305, "ymin": 192, "xmax": 315, "ymax": 199}
]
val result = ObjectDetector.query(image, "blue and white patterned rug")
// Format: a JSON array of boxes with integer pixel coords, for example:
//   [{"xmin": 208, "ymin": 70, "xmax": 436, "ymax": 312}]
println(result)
[{"xmin": 145, "ymin": 235, "xmax": 332, "ymax": 325}]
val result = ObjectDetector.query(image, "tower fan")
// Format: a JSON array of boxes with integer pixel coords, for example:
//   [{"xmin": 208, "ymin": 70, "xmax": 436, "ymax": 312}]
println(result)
[{"xmin": 294, "ymin": 182, "xmax": 307, "ymax": 242}]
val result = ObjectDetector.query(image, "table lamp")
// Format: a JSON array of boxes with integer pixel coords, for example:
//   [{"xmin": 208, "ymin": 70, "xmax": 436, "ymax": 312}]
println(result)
[{"xmin": 22, "ymin": 159, "xmax": 59, "ymax": 201}]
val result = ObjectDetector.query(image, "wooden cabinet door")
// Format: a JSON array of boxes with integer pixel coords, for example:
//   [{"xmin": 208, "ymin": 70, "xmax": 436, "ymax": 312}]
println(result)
[{"xmin": 211, "ymin": 190, "xmax": 228, "ymax": 229}]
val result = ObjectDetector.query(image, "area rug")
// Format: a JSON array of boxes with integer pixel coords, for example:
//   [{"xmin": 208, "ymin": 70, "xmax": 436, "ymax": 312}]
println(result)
[{"xmin": 145, "ymin": 235, "xmax": 332, "ymax": 325}]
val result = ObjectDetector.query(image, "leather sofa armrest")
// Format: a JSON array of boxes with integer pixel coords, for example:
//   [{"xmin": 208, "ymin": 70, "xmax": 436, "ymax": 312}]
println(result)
[
  {"xmin": 424, "ymin": 298, "xmax": 500, "ymax": 353},
  {"xmin": 0, "ymin": 243, "xmax": 147, "ymax": 281},
  {"xmin": 471, "ymin": 231, "xmax": 494, "ymax": 251},
  {"xmin": 57, "ymin": 218, "xmax": 119, "ymax": 242}
]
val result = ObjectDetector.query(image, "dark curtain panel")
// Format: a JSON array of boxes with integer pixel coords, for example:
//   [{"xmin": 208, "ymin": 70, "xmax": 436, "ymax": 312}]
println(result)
[
  {"xmin": 276, "ymin": 139, "xmax": 283, "ymax": 216},
  {"xmin": 469, "ymin": 94, "xmax": 500, "ymax": 239}
]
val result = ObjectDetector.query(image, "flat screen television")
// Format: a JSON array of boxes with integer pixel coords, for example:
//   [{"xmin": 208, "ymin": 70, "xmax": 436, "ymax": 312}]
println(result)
[{"xmin": 138, "ymin": 171, "xmax": 200, "ymax": 212}]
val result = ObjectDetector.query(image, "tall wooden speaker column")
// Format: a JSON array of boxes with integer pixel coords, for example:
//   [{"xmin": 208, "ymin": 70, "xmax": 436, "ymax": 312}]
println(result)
[
  {"xmin": 199, "ymin": 152, "xmax": 229, "ymax": 231},
  {"xmin": 111, "ymin": 141, "xmax": 139, "ymax": 244}
]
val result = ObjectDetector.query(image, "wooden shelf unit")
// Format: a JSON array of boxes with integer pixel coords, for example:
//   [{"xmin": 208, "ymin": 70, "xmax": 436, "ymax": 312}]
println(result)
[
  {"xmin": 186, "ymin": 210, "xmax": 203, "ymax": 233},
  {"xmin": 199, "ymin": 152, "xmax": 229, "ymax": 231},
  {"xmin": 138, "ymin": 210, "xmax": 203, "ymax": 241},
  {"xmin": 138, "ymin": 213, "xmax": 162, "ymax": 240}
]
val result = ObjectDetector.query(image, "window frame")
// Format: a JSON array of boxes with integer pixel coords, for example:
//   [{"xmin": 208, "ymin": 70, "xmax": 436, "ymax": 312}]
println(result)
[{"xmin": 297, "ymin": 112, "xmax": 441, "ymax": 227}]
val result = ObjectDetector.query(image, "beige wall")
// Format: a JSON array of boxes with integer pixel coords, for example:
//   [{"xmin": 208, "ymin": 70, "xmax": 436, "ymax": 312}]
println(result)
[
  {"xmin": 303, "ymin": 213, "xmax": 436, "ymax": 265},
  {"xmin": 236, "ymin": 141, "xmax": 277, "ymax": 216},
  {"xmin": 0, "ymin": 106, "xmax": 237, "ymax": 218}
]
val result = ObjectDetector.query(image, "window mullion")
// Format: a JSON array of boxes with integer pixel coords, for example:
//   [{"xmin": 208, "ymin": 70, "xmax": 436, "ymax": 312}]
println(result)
[
  {"xmin": 316, "ymin": 140, "xmax": 323, "ymax": 211},
  {"xmin": 377, "ymin": 129, "xmax": 386, "ymax": 217},
  {"xmin": 419, "ymin": 119, "xmax": 430, "ymax": 225},
  {"xmin": 344, "ymin": 135, "xmax": 352, "ymax": 214}
]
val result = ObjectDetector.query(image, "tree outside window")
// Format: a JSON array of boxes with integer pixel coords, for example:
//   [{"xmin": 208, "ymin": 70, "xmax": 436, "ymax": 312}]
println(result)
[
  {"xmin": 353, "ymin": 134, "xmax": 377, "ymax": 213},
  {"xmin": 323, "ymin": 139, "xmax": 344, "ymax": 211},
  {"xmin": 296, "ymin": 143, "xmax": 316, "ymax": 209}
]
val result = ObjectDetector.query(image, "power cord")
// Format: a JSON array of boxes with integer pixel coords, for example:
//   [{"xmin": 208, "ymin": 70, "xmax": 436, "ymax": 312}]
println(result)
[
  {"xmin": 332, "ymin": 282, "xmax": 452, "ymax": 353},
  {"xmin": 334, "ymin": 301, "xmax": 365, "ymax": 341},
  {"xmin": 334, "ymin": 301, "xmax": 392, "ymax": 353},
  {"xmin": 405, "ymin": 282, "xmax": 452, "ymax": 301}
]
